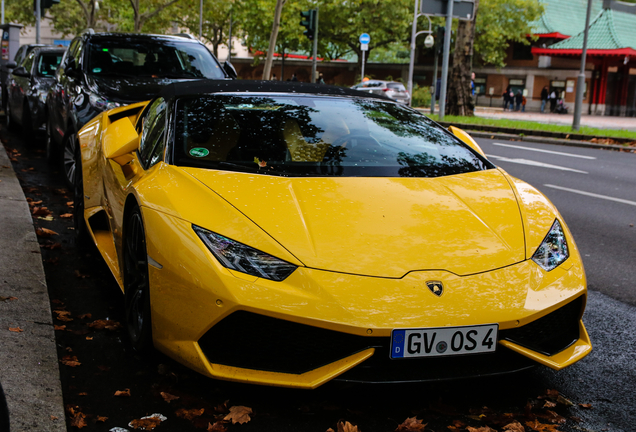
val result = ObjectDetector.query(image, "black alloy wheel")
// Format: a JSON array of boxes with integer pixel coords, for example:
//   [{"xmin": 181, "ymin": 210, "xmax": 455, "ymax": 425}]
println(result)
[
  {"xmin": 22, "ymin": 100, "xmax": 34, "ymax": 142},
  {"xmin": 62, "ymin": 131, "xmax": 77, "ymax": 188},
  {"xmin": 124, "ymin": 206, "xmax": 153, "ymax": 353}
]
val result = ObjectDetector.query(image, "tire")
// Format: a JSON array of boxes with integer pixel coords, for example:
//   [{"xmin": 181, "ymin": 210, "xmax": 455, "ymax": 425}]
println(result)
[
  {"xmin": 123, "ymin": 205, "xmax": 153, "ymax": 354},
  {"xmin": 5, "ymin": 102, "xmax": 16, "ymax": 131},
  {"xmin": 45, "ymin": 120, "xmax": 56, "ymax": 163},
  {"xmin": 22, "ymin": 100, "xmax": 34, "ymax": 143},
  {"xmin": 61, "ymin": 131, "xmax": 77, "ymax": 188},
  {"xmin": 73, "ymin": 143, "xmax": 90, "ymax": 249}
]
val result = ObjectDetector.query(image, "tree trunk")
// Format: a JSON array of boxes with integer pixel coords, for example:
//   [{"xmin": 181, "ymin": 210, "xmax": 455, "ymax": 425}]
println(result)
[
  {"xmin": 446, "ymin": 0, "xmax": 479, "ymax": 116},
  {"xmin": 262, "ymin": 0, "xmax": 285, "ymax": 80}
]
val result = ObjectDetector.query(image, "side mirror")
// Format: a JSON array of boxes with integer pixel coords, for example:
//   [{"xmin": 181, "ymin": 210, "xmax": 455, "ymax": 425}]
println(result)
[
  {"xmin": 11, "ymin": 66, "xmax": 30, "ymax": 78},
  {"xmin": 223, "ymin": 61, "xmax": 237, "ymax": 79},
  {"xmin": 6, "ymin": 61, "xmax": 17, "ymax": 69},
  {"xmin": 448, "ymin": 125, "xmax": 486, "ymax": 158},
  {"xmin": 103, "ymin": 117, "xmax": 140, "ymax": 166}
]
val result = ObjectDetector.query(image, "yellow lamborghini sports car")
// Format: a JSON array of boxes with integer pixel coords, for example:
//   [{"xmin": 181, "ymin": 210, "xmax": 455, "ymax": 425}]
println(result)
[{"xmin": 75, "ymin": 80, "xmax": 591, "ymax": 389}]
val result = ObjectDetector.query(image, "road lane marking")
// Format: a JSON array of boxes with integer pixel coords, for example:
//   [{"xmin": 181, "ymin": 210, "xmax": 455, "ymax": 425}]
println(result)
[
  {"xmin": 544, "ymin": 184, "xmax": 636, "ymax": 207},
  {"xmin": 487, "ymin": 154, "xmax": 588, "ymax": 174},
  {"xmin": 493, "ymin": 142, "xmax": 596, "ymax": 159}
]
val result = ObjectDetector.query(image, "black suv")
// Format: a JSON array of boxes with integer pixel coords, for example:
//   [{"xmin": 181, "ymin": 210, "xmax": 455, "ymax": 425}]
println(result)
[{"xmin": 46, "ymin": 31, "xmax": 236, "ymax": 185}]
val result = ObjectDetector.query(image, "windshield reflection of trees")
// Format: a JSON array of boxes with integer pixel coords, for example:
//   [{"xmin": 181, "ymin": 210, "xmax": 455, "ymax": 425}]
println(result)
[{"xmin": 178, "ymin": 96, "xmax": 489, "ymax": 178}]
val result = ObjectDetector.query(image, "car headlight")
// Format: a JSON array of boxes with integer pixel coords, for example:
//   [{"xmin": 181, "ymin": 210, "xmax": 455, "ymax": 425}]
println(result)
[
  {"xmin": 532, "ymin": 219, "xmax": 569, "ymax": 271},
  {"xmin": 193, "ymin": 225, "xmax": 297, "ymax": 281},
  {"xmin": 89, "ymin": 93, "xmax": 120, "ymax": 111}
]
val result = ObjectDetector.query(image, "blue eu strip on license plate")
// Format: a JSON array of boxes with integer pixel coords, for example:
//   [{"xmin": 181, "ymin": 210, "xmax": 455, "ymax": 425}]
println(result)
[{"xmin": 391, "ymin": 324, "xmax": 498, "ymax": 359}]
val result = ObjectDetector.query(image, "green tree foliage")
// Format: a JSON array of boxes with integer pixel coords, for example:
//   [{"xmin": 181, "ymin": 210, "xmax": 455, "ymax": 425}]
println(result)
[
  {"xmin": 173, "ymin": 0, "xmax": 233, "ymax": 57},
  {"xmin": 474, "ymin": 0, "xmax": 544, "ymax": 67}
]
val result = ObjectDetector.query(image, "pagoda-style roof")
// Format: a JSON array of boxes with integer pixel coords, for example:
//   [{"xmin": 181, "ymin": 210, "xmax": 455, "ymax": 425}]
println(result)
[
  {"xmin": 532, "ymin": 0, "xmax": 603, "ymax": 38},
  {"xmin": 532, "ymin": 7, "xmax": 636, "ymax": 57}
]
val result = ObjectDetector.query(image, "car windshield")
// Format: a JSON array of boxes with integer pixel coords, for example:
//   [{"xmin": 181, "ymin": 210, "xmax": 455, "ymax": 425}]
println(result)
[
  {"xmin": 36, "ymin": 52, "xmax": 64, "ymax": 77},
  {"xmin": 387, "ymin": 83, "xmax": 406, "ymax": 91},
  {"xmin": 172, "ymin": 94, "xmax": 493, "ymax": 177},
  {"xmin": 86, "ymin": 39, "xmax": 224, "ymax": 79}
]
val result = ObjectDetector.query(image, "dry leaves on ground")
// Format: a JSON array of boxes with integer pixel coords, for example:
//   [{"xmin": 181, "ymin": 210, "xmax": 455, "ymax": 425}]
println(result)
[
  {"xmin": 160, "ymin": 392, "xmax": 180, "ymax": 403},
  {"xmin": 60, "ymin": 213, "xmax": 73, "ymax": 218},
  {"xmin": 67, "ymin": 406, "xmax": 87, "ymax": 429},
  {"xmin": 36, "ymin": 227, "xmax": 58, "ymax": 237},
  {"xmin": 395, "ymin": 416, "xmax": 427, "ymax": 432},
  {"xmin": 502, "ymin": 421, "xmax": 525, "ymax": 432},
  {"xmin": 32, "ymin": 206, "xmax": 53, "ymax": 217},
  {"xmin": 8, "ymin": 327, "xmax": 23, "ymax": 332},
  {"xmin": 207, "ymin": 421, "xmax": 228, "ymax": 432},
  {"xmin": 578, "ymin": 403, "xmax": 592, "ymax": 409},
  {"xmin": 53, "ymin": 310, "xmax": 73, "ymax": 322},
  {"xmin": 114, "ymin": 389, "xmax": 131, "ymax": 397},
  {"xmin": 60, "ymin": 355, "xmax": 81, "ymax": 367},
  {"xmin": 0, "ymin": 296, "xmax": 18, "ymax": 302},
  {"xmin": 54, "ymin": 325, "xmax": 66, "ymax": 331},
  {"xmin": 77, "ymin": 313, "xmax": 92, "ymax": 320},
  {"xmin": 467, "ymin": 426, "xmax": 497, "ymax": 432},
  {"xmin": 89, "ymin": 319, "xmax": 122, "ymax": 331},
  {"xmin": 176, "ymin": 408, "xmax": 205, "ymax": 421},
  {"xmin": 525, "ymin": 419, "xmax": 561, "ymax": 432},
  {"xmin": 224, "ymin": 406, "xmax": 252, "ymax": 425},
  {"xmin": 96, "ymin": 416, "xmax": 108, "ymax": 422},
  {"xmin": 129, "ymin": 417, "xmax": 162, "ymax": 430}
]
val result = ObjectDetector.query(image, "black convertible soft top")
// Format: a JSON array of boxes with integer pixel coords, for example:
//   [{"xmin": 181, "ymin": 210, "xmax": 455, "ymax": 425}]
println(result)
[{"xmin": 159, "ymin": 79, "xmax": 390, "ymax": 101}]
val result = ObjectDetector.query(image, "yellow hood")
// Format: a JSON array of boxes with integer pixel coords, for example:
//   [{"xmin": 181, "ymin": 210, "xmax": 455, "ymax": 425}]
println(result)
[{"xmin": 183, "ymin": 168, "xmax": 526, "ymax": 277}]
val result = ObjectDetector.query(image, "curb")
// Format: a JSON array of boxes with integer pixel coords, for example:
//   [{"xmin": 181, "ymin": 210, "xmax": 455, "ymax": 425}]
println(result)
[
  {"xmin": 0, "ymin": 145, "xmax": 66, "ymax": 432},
  {"xmin": 465, "ymin": 130, "xmax": 636, "ymax": 152}
]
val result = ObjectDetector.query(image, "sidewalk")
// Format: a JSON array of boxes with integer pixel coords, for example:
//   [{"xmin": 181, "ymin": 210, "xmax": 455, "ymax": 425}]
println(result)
[
  {"xmin": 424, "ymin": 105, "xmax": 636, "ymax": 132},
  {"xmin": 0, "ymin": 146, "xmax": 65, "ymax": 431}
]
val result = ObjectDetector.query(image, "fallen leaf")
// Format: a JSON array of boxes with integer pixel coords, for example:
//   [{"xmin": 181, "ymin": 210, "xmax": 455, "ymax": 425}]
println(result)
[
  {"xmin": 8, "ymin": 327, "xmax": 23, "ymax": 332},
  {"xmin": 78, "ymin": 392, "xmax": 88, "ymax": 396},
  {"xmin": 36, "ymin": 227, "xmax": 59, "ymax": 238},
  {"xmin": 54, "ymin": 310, "xmax": 73, "ymax": 322},
  {"xmin": 395, "ymin": 416, "xmax": 427, "ymax": 432},
  {"xmin": 89, "ymin": 319, "xmax": 122, "ymax": 330},
  {"xmin": 543, "ymin": 401, "xmax": 557, "ymax": 409},
  {"xmin": 60, "ymin": 213, "xmax": 73, "ymax": 218},
  {"xmin": 96, "ymin": 416, "xmax": 108, "ymax": 422},
  {"xmin": 32, "ymin": 206, "xmax": 52, "ymax": 217},
  {"xmin": 525, "ymin": 419, "xmax": 560, "ymax": 432},
  {"xmin": 50, "ymin": 415, "xmax": 58, "ymax": 421},
  {"xmin": 67, "ymin": 201, "xmax": 74, "ymax": 207},
  {"xmin": 114, "ymin": 389, "xmax": 131, "ymax": 397},
  {"xmin": 41, "ymin": 242, "xmax": 62, "ymax": 250},
  {"xmin": 578, "ymin": 403, "xmax": 592, "ymax": 409},
  {"xmin": 466, "ymin": 427, "xmax": 496, "ymax": 432},
  {"xmin": 502, "ymin": 422, "xmax": 525, "ymax": 432},
  {"xmin": 224, "ymin": 406, "xmax": 252, "ymax": 425},
  {"xmin": 60, "ymin": 355, "xmax": 81, "ymax": 367},
  {"xmin": 176, "ymin": 408, "xmax": 205, "ymax": 421},
  {"xmin": 0, "ymin": 296, "xmax": 18, "ymax": 302},
  {"xmin": 77, "ymin": 313, "xmax": 92, "ymax": 319},
  {"xmin": 208, "ymin": 421, "xmax": 228, "ymax": 432},
  {"xmin": 160, "ymin": 392, "xmax": 180, "ymax": 403},
  {"xmin": 85, "ymin": 336, "xmax": 93, "ymax": 340},
  {"xmin": 129, "ymin": 417, "xmax": 162, "ymax": 430},
  {"xmin": 53, "ymin": 324, "xmax": 66, "ymax": 330},
  {"xmin": 75, "ymin": 270, "xmax": 90, "ymax": 279},
  {"xmin": 536, "ymin": 410, "xmax": 566, "ymax": 424},
  {"xmin": 337, "ymin": 421, "xmax": 360, "ymax": 432},
  {"xmin": 66, "ymin": 406, "xmax": 87, "ymax": 429}
]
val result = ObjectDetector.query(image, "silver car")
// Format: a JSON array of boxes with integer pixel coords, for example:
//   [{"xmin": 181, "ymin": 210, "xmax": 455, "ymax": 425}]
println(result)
[{"xmin": 351, "ymin": 80, "xmax": 410, "ymax": 104}]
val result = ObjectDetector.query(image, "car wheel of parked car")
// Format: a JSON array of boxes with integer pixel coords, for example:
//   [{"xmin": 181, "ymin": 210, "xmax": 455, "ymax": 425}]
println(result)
[
  {"xmin": 73, "ymin": 144, "xmax": 91, "ymax": 249},
  {"xmin": 22, "ymin": 100, "xmax": 34, "ymax": 142},
  {"xmin": 124, "ymin": 205, "xmax": 153, "ymax": 354},
  {"xmin": 62, "ymin": 131, "xmax": 77, "ymax": 187},
  {"xmin": 5, "ymin": 102, "xmax": 16, "ymax": 131}
]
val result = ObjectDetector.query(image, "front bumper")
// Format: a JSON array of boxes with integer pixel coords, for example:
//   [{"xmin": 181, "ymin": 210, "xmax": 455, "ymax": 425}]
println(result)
[{"xmin": 143, "ymin": 209, "xmax": 591, "ymax": 388}]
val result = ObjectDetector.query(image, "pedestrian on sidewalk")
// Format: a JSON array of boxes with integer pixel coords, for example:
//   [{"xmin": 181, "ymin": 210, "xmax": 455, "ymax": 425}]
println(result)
[
  {"xmin": 502, "ymin": 89, "xmax": 510, "ymax": 111},
  {"xmin": 522, "ymin": 94, "xmax": 527, "ymax": 112},
  {"xmin": 515, "ymin": 90, "xmax": 523, "ymax": 112},
  {"xmin": 540, "ymin": 86, "xmax": 549, "ymax": 113},
  {"xmin": 549, "ymin": 89, "xmax": 557, "ymax": 112}
]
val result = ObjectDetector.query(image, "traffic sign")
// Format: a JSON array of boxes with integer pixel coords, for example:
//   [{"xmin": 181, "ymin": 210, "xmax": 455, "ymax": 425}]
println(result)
[
  {"xmin": 420, "ymin": 0, "xmax": 475, "ymax": 21},
  {"xmin": 360, "ymin": 43, "xmax": 368, "ymax": 51},
  {"xmin": 359, "ymin": 33, "xmax": 370, "ymax": 44}
]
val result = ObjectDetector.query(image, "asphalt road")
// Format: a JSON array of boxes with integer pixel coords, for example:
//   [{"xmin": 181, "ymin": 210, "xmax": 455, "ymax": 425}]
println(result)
[{"xmin": 3, "ymin": 127, "xmax": 635, "ymax": 432}]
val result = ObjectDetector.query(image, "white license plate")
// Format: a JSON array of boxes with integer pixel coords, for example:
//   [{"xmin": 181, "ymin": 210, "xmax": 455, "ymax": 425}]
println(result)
[{"xmin": 390, "ymin": 324, "xmax": 498, "ymax": 359}]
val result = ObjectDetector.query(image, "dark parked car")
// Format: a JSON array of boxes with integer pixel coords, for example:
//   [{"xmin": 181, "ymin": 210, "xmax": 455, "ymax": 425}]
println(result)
[
  {"xmin": 1, "ymin": 43, "xmax": 48, "ymax": 111},
  {"xmin": 5, "ymin": 46, "xmax": 66, "ymax": 141},
  {"xmin": 46, "ymin": 31, "xmax": 235, "ymax": 186}
]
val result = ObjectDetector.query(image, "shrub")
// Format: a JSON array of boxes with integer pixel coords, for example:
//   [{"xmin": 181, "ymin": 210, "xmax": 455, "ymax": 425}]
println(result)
[{"xmin": 411, "ymin": 85, "xmax": 431, "ymax": 107}]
